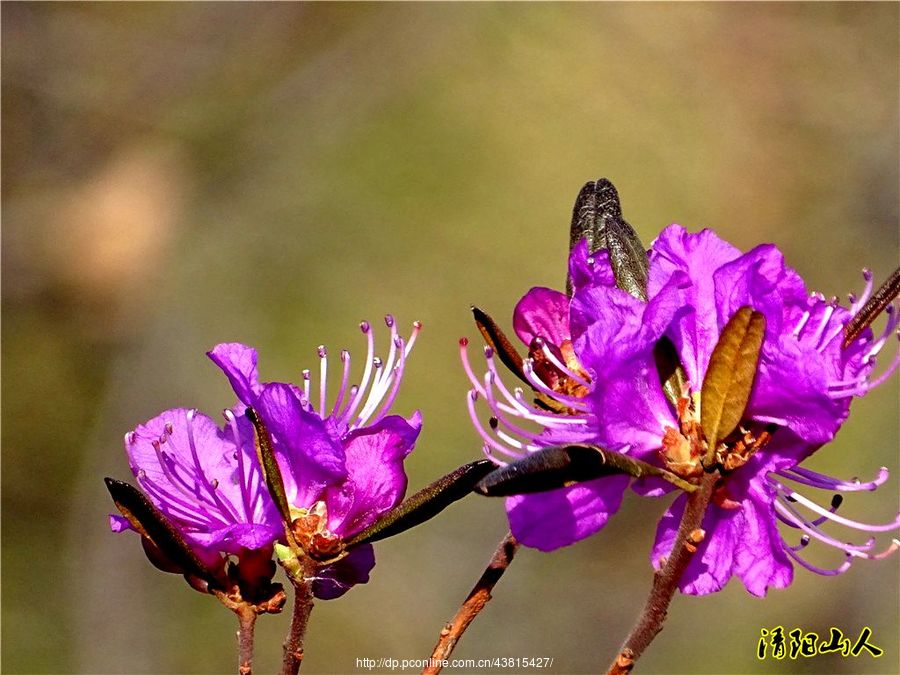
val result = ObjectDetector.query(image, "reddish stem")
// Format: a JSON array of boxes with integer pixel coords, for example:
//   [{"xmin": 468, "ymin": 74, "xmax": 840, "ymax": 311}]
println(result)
[
  {"xmin": 237, "ymin": 605, "xmax": 257, "ymax": 675},
  {"xmin": 281, "ymin": 558, "xmax": 316, "ymax": 675},
  {"xmin": 607, "ymin": 471, "xmax": 718, "ymax": 674},
  {"xmin": 424, "ymin": 532, "xmax": 519, "ymax": 675}
]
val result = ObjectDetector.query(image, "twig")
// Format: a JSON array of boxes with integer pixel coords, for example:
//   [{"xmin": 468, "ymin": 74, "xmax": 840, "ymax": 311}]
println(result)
[
  {"xmin": 236, "ymin": 605, "xmax": 257, "ymax": 675},
  {"xmin": 423, "ymin": 532, "xmax": 519, "ymax": 675},
  {"xmin": 607, "ymin": 471, "xmax": 718, "ymax": 674},
  {"xmin": 281, "ymin": 558, "xmax": 316, "ymax": 675}
]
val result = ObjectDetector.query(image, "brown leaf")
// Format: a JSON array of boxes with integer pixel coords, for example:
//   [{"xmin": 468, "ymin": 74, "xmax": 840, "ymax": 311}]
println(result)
[{"xmin": 701, "ymin": 306, "xmax": 766, "ymax": 449}]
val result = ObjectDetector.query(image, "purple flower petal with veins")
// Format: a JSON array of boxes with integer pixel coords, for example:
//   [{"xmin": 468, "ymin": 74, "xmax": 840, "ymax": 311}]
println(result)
[{"xmin": 110, "ymin": 407, "xmax": 283, "ymax": 563}]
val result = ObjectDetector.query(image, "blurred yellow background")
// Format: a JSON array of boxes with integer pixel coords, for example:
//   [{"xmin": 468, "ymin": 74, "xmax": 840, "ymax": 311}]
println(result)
[{"xmin": 2, "ymin": 4, "xmax": 898, "ymax": 674}]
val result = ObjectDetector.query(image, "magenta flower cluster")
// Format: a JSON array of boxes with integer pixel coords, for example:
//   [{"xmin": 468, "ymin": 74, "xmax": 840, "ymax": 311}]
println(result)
[
  {"xmin": 110, "ymin": 317, "xmax": 421, "ymax": 598},
  {"xmin": 462, "ymin": 224, "xmax": 899, "ymax": 596}
]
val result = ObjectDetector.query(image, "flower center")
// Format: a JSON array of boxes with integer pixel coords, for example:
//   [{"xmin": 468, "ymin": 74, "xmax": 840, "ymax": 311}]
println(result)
[
  {"xmin": 660, "ymin": 393, "xmax": 705, "ymax": 478},
  {"xmin": 527, "ymin": 337, "xmax": 591, "ymax": 412},
  {"xmin": 290, "ymin": 501, "xmax": 344, "ymax": 561},
  {"xmin": 660, "ymin": 391, "xmax": 777, "ymax": 479}
]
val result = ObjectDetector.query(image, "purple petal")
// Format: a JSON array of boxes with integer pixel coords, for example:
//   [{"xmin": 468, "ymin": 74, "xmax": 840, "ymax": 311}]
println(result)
[
  {"xmin": 651, "ymin": 493, "xmax": 740, "ymax": 595},
  {"xmin": 109, "ymin": 514, "xmax": 133, "ymax": 533},
  {"xmin": 568, "ymin": 240, "xmax": 616, "ymax": 301},
  {"xmin": 125, "ymin": 408, "xmax": 282, "ymax": 555},
  {"xmin": 573, "ymin": 277, "xmax": 686, "ymax": 454},
  {"xmin": 324, "ymin": 412, "xmax": 422, "ymax": 538},
  {"xmin": 513, "ymin": 287, "xmax": 571, "ymax": 347},
  {"xmin": 712, "ymin": 243, "xmax": 807, "ymax": 336},
  {"xmin": 256, "ymin": 383, "xmax": 347, "ymax": 506},
  {"xmin": 648, "ymin": 225, "xmax": 743, "ymax": 386},
  {"xmin": 312, "ymin": 544, "xmax": 376, "ymax": 600},
  {"xmin": 750, "ymin": 337, "xmax": 845, "ymax": 444},
  {"xmin": 651, "ymin": 479, "xmax": 794, "ymax": 597},
  {"xmin": 505, "ymin": 475, "xmax": 630, "ymax": 551},
  {"xmin": 733, "ymin": 482, "xmax": 793, "ymax": 597},
  {"xmin": 208, "ymin": 343, "xmax": 262, "ymax": 406}
]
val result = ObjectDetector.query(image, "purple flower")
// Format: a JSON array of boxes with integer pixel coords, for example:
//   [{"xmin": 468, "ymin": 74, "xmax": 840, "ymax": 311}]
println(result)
[
  {"xmin": 109, "ymin": 405, "xmax": 285, "ymax": 580},
  {"xmin": 463, "ymin": 224, "xmax": 899, "ymax": 595},
  {"xmin": 208, "ymin": 316, "xmax": 422, "ymax": 599}
]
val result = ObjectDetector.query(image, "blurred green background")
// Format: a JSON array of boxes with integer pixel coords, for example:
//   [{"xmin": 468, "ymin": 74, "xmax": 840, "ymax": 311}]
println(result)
[{"xmin": 3, "ymin": 4, "xmax": 898, "ymax": 674}]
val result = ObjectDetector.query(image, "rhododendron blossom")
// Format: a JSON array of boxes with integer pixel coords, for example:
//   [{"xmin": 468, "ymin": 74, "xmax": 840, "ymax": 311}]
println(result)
[{"xmin": 463, "ymin": 224, "xmax": 899, "ymax": 596}]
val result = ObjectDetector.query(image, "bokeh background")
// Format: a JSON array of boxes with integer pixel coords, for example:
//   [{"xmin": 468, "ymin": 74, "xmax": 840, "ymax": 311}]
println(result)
[{"xmin": 3, "ymin": 4, "xmax": 898, "ymax": 674}]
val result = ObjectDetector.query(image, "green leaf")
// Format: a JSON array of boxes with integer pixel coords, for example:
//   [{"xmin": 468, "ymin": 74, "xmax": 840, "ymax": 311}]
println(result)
[
  {"xmin": 344, "ymin": 460, "xmax": 495, "ymax": 548},
  {"xmin": 245, "ymin": 407, "xmax": 292, "ymax": 526},
  {"xmin": 701, "ymin": 306, "xmax": 766, "ymax": 450}
]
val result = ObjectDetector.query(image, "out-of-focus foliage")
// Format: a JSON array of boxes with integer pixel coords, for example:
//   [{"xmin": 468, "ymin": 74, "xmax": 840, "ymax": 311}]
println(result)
[{"xmin": 2, "ymin": 4, "xmax": 897, "ymax": 674}]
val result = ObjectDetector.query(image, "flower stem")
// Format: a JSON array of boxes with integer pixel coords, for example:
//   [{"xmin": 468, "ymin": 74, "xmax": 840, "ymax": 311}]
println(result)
[
  {"xmin": 607, "ymin": 471, "xmax": 718, "ymax": 674},
  {"xmin": 281, "ymin": 558, "xmax": 316, "ymax": 675},
  {"xmin": 236, "ymin": 605, "xmax": 257, "ymax": 675},
  {"xmin": 424, "ymin": 532, "xmax": 519, "ymax": 675}
]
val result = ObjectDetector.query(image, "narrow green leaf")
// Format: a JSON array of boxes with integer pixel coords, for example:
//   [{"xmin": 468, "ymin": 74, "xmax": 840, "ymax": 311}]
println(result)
[
  {"xmin": 701, "ymin": 306, "xmax": 766, "ymax": 449},
  {"xmin": 245, "ymin": 407, "xmax": 292, "ymax": 526},
  {"xmin": 105, "ymin": 477, "xmax": 219, "ymax": 585},
  {"xmin": 344, "ymin": 460, "xmax": 495, "ymax": 547},
  {"xmin": 476, "ymin": 444, "xmax": 697, "ymax": 496}
]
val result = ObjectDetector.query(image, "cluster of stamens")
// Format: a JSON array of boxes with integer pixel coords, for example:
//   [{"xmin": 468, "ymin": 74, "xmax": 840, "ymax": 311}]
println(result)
[
  {"xmin": 766, "ymin": 269, "xmax": 900, "ymax": 575},
  {"xmin": 290, "ymin": 502, "xmax": 344, "ymax": 561},
  {"xmin": 769, "ymin": 467, "xmax": 899, "ymax": 575},
  {"xmin": 460, "ymin": 336, "xmax": 596, "ymax": 467},
  {"xmin": 301, "ymin": 315, "xmax": 421, "ymax": 436}
]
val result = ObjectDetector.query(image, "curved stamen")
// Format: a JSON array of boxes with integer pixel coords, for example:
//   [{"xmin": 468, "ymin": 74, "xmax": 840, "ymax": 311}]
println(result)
[
  {"xmin": 773, "ymin": 497, "xmax": 876, "ymax": 552},
  {"xmin": 830, "ymin": 333, "xmax": 900, "ymax": 397},
  {"xmin": 482, "ymin": 373, "xmax": 548, "ymax": 444},
  {"xmin": 339, "ymin": 321, "xmax": 376, "ymax": 427},
  {"xmin": 783, "ymin": 544, "xmax": 854, "ymax": 576},
  {"xmin": 148, "ymin": 434, "xmax": 224, "ymax": 517},
  {"xmin": 510, "ymin": 388, "xmax": 589, "ymax": 426},
  {"xmin": 460, "ymin": 338, "xmax": 488, "ymax": 397},
  {"xmin": 535, "ymin": 338, "xmax": 591, "ymax": 388},
  {"xmin": 480, "ymin": 443, "xmax": 509, "ymax": 467},
  {"xmin": 850, "ymin": 539, "xmax": 899, "ymax": 561},
  {"xmin": 318, "ymin": 346, "xmax": 328, "ymax": 419},
  {"xmin": 778, "ymin": 465, "xmax": 889, "ymax": 492},
  {"xmin": 137, "ymin": 471, "xmax": 225, "ymax": 528},
  {"xmin": 330, "ymin": 350, "xmax": 352, "ymax": 418},
  {"xmin": 522, "ymin": 359, "xmax": 589, "ymax": 409},
  {"xmin": 466, "ymin": 390, "xmax": 526, "ymax": 461},
  {"xmin": 491, "ymin": 418, "xmax": 538, "ymax": 451},
  {"xmin": 772, "ymin": 481, "xmax": 900, "ymax": 532},
  {"xmin": 850, "ymin": 268, "xmax": 875, "ymax": 314},
  {"xmin": 787, "ymin": 534, "xmax": 811, "ymax": 552},
  {"xmin": 864, "ymin": 305, "xmax": 899, "ymax": 358}
]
